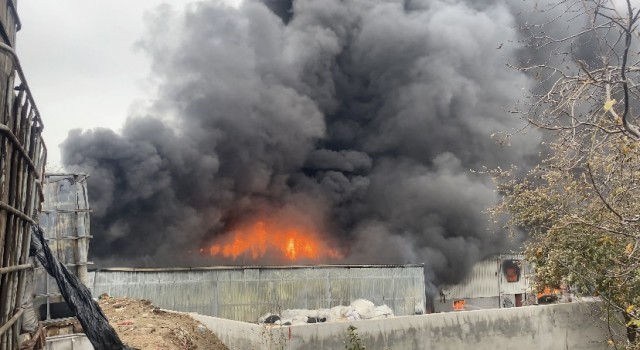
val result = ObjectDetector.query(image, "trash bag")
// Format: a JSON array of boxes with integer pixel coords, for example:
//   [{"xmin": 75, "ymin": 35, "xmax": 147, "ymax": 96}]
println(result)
[
  {"xmin": 263, "ymin": 314, "xmax": 281, "ymax": 324},
  {"xmin": 350, "ymin": 299, "xmax": 375, "ymax": 319},
  {"xmin": 373, "ymin": 304, "xmax": 394, "ymax": 319},
  {"xmin": 30, "ymin": 224, "xmax": 134, "ymax": 350}
]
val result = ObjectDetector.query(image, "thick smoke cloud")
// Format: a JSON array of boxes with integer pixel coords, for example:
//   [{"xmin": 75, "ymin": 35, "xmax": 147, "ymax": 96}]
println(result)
[{"xmin": 62, "ymin": 0, "xmax": 541, "ymax": 286}]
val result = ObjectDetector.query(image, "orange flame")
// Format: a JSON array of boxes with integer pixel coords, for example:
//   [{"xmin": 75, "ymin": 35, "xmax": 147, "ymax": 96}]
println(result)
[{"xmin": 205, "ymin": 220, "xmax": 343, "ymax": 261}]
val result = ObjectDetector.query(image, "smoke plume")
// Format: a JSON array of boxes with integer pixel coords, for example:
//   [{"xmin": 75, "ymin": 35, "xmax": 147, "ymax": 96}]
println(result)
[{"xmin": 62, "ymin": 0, "xmax": 541, "ymax": 286}]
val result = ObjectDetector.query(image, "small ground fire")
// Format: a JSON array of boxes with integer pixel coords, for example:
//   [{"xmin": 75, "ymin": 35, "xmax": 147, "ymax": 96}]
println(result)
[{"xmin": 203, "ymin": 220, "xmax": 343, "ymax": 261}]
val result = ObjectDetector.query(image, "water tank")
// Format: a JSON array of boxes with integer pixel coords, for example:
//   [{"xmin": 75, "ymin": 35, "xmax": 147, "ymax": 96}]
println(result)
[{"xmin": 34, "ymin": 174, "xmax": 91, "ymax": 320}]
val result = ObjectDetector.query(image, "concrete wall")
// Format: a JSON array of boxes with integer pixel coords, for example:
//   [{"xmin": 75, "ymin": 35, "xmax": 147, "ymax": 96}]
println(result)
[
  {"xmin": 89, "ymin": 264, "xmax": 426, "ymax": 322},
  {"xmin": 191, "ymin": 315, "xmax": 265, "ymax": 350},
  {"xmin": 193, "ymin": 302, "xmax": 618, "ymax": 350}
]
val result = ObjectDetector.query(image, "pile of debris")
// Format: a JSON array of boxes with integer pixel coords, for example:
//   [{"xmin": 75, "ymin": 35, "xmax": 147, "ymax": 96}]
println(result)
[
  {"xmin": 98, "ymin": 295, "xmax": 228, "ymax": 350},
  {"xmin": 259, "ymin": 299, "xmax": 394, "ymax": 326}
]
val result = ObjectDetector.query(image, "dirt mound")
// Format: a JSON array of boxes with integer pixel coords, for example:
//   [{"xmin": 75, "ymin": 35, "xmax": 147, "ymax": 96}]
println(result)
[{"xmin": 98, "ymin": 295, "xmax": 228, "ymax": 350}]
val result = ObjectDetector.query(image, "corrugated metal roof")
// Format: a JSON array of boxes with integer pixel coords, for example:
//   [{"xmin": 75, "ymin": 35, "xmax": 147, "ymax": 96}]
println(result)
[{"xmin": 94, "ymin": 263, "xmax": 425, "ymax": 272}]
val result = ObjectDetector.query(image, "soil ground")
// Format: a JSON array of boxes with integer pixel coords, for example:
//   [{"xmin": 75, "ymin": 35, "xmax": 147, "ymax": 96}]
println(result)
[{"xmin": 98, "ymin": 295, "xmax": 228, "ymax": 350}]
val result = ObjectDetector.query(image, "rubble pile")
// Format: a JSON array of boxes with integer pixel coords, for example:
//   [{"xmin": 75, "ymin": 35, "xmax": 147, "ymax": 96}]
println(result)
[
  {"xmin": 99, "ymin": 295, "xmax": 228, "ymax": 350},
  {"xmin": 259, "ymin": 299, "xmax": 394, "ymax": 326}
]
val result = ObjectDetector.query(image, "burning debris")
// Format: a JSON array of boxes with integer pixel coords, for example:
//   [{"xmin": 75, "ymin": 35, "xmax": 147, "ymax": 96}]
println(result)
[
  {"xmin": 203, "ymin": 220, "xmax": 343, "ymax": 261},
  {"xmin": 61, "ymin": 0, "xmax": 541, "ymax": 287}
]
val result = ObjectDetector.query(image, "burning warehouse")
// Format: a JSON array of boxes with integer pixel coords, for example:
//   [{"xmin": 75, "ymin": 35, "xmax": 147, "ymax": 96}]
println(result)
[
  {"xmin": 60, "ymin": 0, "xmax": 537, "ymax": 287},
  {"xmin": 52, "ymin": 1, "xmax": 543, "ymax": 333},
  {"xmin": 13, "ymin": 0, "xmax": 614, "ymax": 316},
  {"xmin": 433, "ymin": 254, "xmax": 533, "ymax": 313},
  {"xmin": 88, "ymin": 264, "xmax": 427, "ymax": 323},
  {"xmin": 0, "ymin": 0, "xmax": 627, "ymax": 349},
  {"xmin": 35, "ymin": 175, "xmax": 427, "ymax": 324}
]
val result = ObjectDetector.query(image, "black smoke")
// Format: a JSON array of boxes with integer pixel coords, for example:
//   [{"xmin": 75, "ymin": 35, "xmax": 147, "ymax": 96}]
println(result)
[
  {"xmin": 260, "ymin": 0, "xmax": 294, "ymax": 23},
  {"xmin": 62, "ymin": 0, "xmax": 542, "ymax": 286}
]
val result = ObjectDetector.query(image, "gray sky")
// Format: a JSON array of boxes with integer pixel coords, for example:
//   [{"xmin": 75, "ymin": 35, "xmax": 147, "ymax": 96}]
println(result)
[{"xmin": 17, "ymin": 0, "xmax": 238, "ymax": 167}]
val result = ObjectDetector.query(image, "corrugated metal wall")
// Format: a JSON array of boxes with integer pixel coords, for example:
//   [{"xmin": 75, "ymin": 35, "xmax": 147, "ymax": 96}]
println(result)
[
  {"xmin": 89, "ymin": 264, "xmax": 426, "ymax": 322},
  {"xmin": 0, "ymin": 2, "xmax": 49, "ymax": 349},
  {"xmin": 35, "ymin": 174, "xmax": 91, "ymax": 319},
  {"xmin": 444, "ymin": 258, "xmax": 500, "ymax": 299},
  {"xmin": 442, "ymin": 254, "xmax": 529, "ymax": 298},
  {"xmin": 435, "ymin": 254, "xmax": 532, "ymax": 312}
]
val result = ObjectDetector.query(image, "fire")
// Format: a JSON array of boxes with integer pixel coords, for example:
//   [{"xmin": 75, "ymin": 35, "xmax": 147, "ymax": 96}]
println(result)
[{"xmin": 205, "ymin": 220, "xmax": 343, "ymax": 261}]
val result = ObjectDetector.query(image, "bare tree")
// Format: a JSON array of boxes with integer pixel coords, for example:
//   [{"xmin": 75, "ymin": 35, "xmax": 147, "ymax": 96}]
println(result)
[{"xmin": 493, "ymin": 1, "xmax": 640, "ymax": 348}]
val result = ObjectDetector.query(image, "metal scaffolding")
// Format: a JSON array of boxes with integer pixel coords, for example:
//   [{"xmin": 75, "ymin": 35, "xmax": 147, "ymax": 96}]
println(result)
[{"xmin": 0, "ymin": 1, "xmax": 48, "ymax": 349}]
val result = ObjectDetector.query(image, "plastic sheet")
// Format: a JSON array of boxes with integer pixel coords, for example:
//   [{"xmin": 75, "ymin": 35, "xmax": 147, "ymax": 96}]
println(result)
[
  {"xmin": 262, "ymin": 299, "xmax": 395, "ymax": 325},
  {"xmin": 30, "ymin": 225, "xmax": 134, "ymax": 350},
  {"xmin": 20, "ymin": 258, "xmax": 37, "ymax": 333}
]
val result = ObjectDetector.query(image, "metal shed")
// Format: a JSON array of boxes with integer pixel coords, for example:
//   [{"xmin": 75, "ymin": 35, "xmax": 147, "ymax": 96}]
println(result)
[
  {"xmin": 434, "ymin": 254, "xmax": 533, "ymax": 312},
  {"xmin": 89, "ymin": 264, "xmax": 427, "ymax": 322}
]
